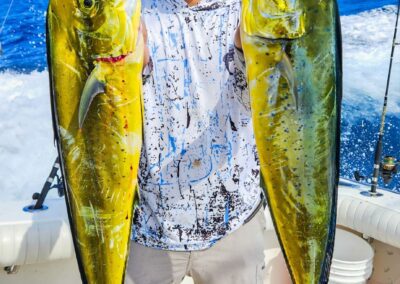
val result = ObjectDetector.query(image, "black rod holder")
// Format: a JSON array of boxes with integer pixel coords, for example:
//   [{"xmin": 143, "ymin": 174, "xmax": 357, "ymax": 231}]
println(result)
[{"xmin": 24, "ymin": 157, "xmax": 63, "ymax": 212}]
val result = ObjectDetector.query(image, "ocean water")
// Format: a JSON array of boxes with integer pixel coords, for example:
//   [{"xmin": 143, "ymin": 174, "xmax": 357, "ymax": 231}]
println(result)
[
  {"xmin": 339, "ymin": 0, "xmax": 398, "ymax": 14},
  {"xmin": 0, "ymin": 0, "xmax": 399, "ymax": 201}
]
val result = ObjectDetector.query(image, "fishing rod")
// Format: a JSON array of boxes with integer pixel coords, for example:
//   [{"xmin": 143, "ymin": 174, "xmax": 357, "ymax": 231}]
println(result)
[
  {"xmin": 0, "ymin": 0, "xmax": 15, "ymax": 55},
  {"xmin": 357, "ymin": 0, "xmax": 400, "ymax": 197}
]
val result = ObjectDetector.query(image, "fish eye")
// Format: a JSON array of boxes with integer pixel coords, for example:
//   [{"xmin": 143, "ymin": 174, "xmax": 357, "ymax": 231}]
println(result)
[
  {"xmin": 83, "ymin": 0, "xmax": 93, "ymax": 8},
  {"xmin": 79, "ymin": 0, "xmax": 95, "ymax": 9}
]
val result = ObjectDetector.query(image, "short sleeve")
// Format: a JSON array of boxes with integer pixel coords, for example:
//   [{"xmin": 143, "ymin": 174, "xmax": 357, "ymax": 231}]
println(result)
[
  {"xmin": 233, "ymin": 45, "xmax": 246, "ymax": 74},
  {"xmin": 142, "ymin": 57, "xmax": 153, "ymax": 85},
  {"xmin": 223, "ymin": 45, "xmax": 251, "ymax": 112}
]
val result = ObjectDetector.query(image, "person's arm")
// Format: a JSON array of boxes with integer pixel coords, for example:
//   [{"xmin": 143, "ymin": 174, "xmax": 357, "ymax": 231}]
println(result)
[
  {"xmin": 234, "ymin": 25, "xmax": 242, "ymax": 51},
  {"xmin": 233, "ymin": 25, "xmax": 246, "ymax": 72},
  {"xmin": 229, "ymin": 24, "xmax": 250, "ymax": 111},
  {"xmin": 140, "ymin": 20, "xmax": 150, "ymax": 69},
  {"xmin": 140, "ymin": 19, "xmax": 153, "ymax": 83}
]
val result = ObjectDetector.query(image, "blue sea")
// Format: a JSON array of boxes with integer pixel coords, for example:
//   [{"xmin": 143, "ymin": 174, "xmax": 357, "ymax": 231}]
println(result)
[{"xmin": 0, "ymin": 0, "xmax": 399, "ymax": 199}]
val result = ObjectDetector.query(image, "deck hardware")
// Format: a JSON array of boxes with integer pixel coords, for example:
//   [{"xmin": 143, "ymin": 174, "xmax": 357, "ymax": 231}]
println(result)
[
  {"xmin": 23, "ymin": 157, "xmax": 64, "ymax": 212},
  {"xmin": 4, "ymin": 265, "xmax": 19, "ymax": 275}
]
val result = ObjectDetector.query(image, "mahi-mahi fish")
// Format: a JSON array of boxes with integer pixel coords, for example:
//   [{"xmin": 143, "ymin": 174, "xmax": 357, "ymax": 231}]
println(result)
[
  {"xmin": 46, "ymin": 0, "xmax": 143, "ymax": 283},
  {"xmin": 241, "ymin": 0, "xmax": 342, "ymax": 283}
]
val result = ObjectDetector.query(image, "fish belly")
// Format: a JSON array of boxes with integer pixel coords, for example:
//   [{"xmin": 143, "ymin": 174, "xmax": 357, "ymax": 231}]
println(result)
[{"xmin": 241, "ymin": 0, "xmax": 342, "ymax": 283}]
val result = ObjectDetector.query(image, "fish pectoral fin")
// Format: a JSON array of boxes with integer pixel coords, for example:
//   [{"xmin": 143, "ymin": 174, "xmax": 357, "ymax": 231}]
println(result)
[
  {"xmin": 78, "ymin": 67, "xmax": 106, "ymax": 129},
  {"xmin": 278, "ymin": 52, "xmax": 299, "ymax": 110}
]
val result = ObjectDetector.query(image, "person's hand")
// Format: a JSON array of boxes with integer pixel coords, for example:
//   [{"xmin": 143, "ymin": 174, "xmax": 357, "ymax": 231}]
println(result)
[
  {"xmin": 139, "ymin": 19, "xmax": 150, "ymax": 68},
  {"xmin": 234, "ymin": 24, "xmax": 242, "ymax": 51}
]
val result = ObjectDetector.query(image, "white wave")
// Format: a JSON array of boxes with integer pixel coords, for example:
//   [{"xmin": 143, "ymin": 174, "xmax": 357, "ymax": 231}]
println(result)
[
  {"xmin": 342, "ymin": 5, "xmax": 400, "ymax": 115},
  {"xmin": 0, "ymin": 5, "xmax": 399, "ymax": 201},
  {"xmin": 0, "ymin": 71, "xmax": 58, "ymax": 201}
]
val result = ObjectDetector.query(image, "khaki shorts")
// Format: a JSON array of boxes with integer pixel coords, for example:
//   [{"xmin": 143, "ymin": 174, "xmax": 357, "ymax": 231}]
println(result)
[{"xmin": 125, "ymin": 206, "xmax": 267, "ymax": 284}]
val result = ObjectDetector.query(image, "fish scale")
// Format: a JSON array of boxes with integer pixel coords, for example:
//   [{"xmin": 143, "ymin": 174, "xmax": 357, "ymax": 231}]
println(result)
[
  {"xmin": 241, "ymin": 0, "xmax": 342, "ymax": 283},
  {"xmin": 46, "ymin": 0, "xmax": 143, "ymax": 283}
]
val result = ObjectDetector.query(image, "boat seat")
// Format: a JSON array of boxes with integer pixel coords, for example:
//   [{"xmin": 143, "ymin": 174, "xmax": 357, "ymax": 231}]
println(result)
[
  {"xmin": 0, "ymin": 199, "xmax": 74, "ymax": 267},
  {"xmin": 337, "ymin": 180, "xmax": 400, "ymax": 249}
]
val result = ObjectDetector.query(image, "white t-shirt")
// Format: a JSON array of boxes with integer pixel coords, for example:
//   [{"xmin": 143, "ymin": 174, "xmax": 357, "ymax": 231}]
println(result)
[{"xmin": 132, "ymin": 0, "xmax": 262, "ymax": 251}]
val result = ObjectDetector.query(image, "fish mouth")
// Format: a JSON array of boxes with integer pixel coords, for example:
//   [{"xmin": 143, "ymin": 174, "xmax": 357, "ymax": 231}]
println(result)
[{"xmin": 95, "ymin": 53, "xmax": 129, "ymax": 63}]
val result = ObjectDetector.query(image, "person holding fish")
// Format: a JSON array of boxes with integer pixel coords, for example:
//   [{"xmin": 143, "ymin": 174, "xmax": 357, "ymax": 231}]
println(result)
[
  {"xmin": 47, "ymin": 0, "xmax": 340, "ymax": 280},
  {"xmin": 125, "ymin": 0, "xmax": 267, "ymax": 283}
]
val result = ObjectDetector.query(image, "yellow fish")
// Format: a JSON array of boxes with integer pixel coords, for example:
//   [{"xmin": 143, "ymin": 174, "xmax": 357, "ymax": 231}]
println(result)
[
  {"xmin": 46, "ymin": 0, "xmax": 143, "ymax": 283},
  {"xmin": 241, "ymin": 0, "xmax": 342, "ymax": 283}
]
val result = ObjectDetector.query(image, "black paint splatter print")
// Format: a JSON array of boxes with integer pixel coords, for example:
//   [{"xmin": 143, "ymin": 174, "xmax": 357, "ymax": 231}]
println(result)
[{"xmin": 132, "ymin": 0, "xmax": 262, "ymax": 251}]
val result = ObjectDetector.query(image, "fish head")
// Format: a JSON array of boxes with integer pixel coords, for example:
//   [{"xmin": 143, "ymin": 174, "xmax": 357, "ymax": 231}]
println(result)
[
  {"xmin": 49, "ymin": 0, "xmax": 141, "ymax": 60},
  {"xmin": 241, "ymin": 0, "xmax": 305, "ymax": 39},
  {"xmin": 241, "ymin": 0, "xmax": 305, "ymax": 110},
  {"xmin": 48, "ymin": 0, "xmax": 143, "ymax": 129}
]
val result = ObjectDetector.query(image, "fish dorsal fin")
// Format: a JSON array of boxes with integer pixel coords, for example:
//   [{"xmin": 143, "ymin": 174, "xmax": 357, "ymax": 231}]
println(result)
[
  {"xmin": 78, "ymin": 66, "xmax": 106, "ymax": 129},
  {"xmin": 277, "ymin": 52, "xmax": 299, "ymax": 110}
]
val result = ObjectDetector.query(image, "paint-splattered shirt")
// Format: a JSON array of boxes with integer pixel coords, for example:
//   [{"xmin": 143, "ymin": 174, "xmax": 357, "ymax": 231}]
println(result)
[{"xmin": 132, "ymin": 0, "xmax": 262, "ymax": 251}]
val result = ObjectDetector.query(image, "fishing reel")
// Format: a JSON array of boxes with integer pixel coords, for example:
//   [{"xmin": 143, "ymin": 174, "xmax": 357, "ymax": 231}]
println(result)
[
  {"xmin": 380, "ymin": 156, "xmax": 398, "ymax": 184},
  {"xmin": 354, "ymin": 156, "xmax": 399, "ymax": 185}
]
